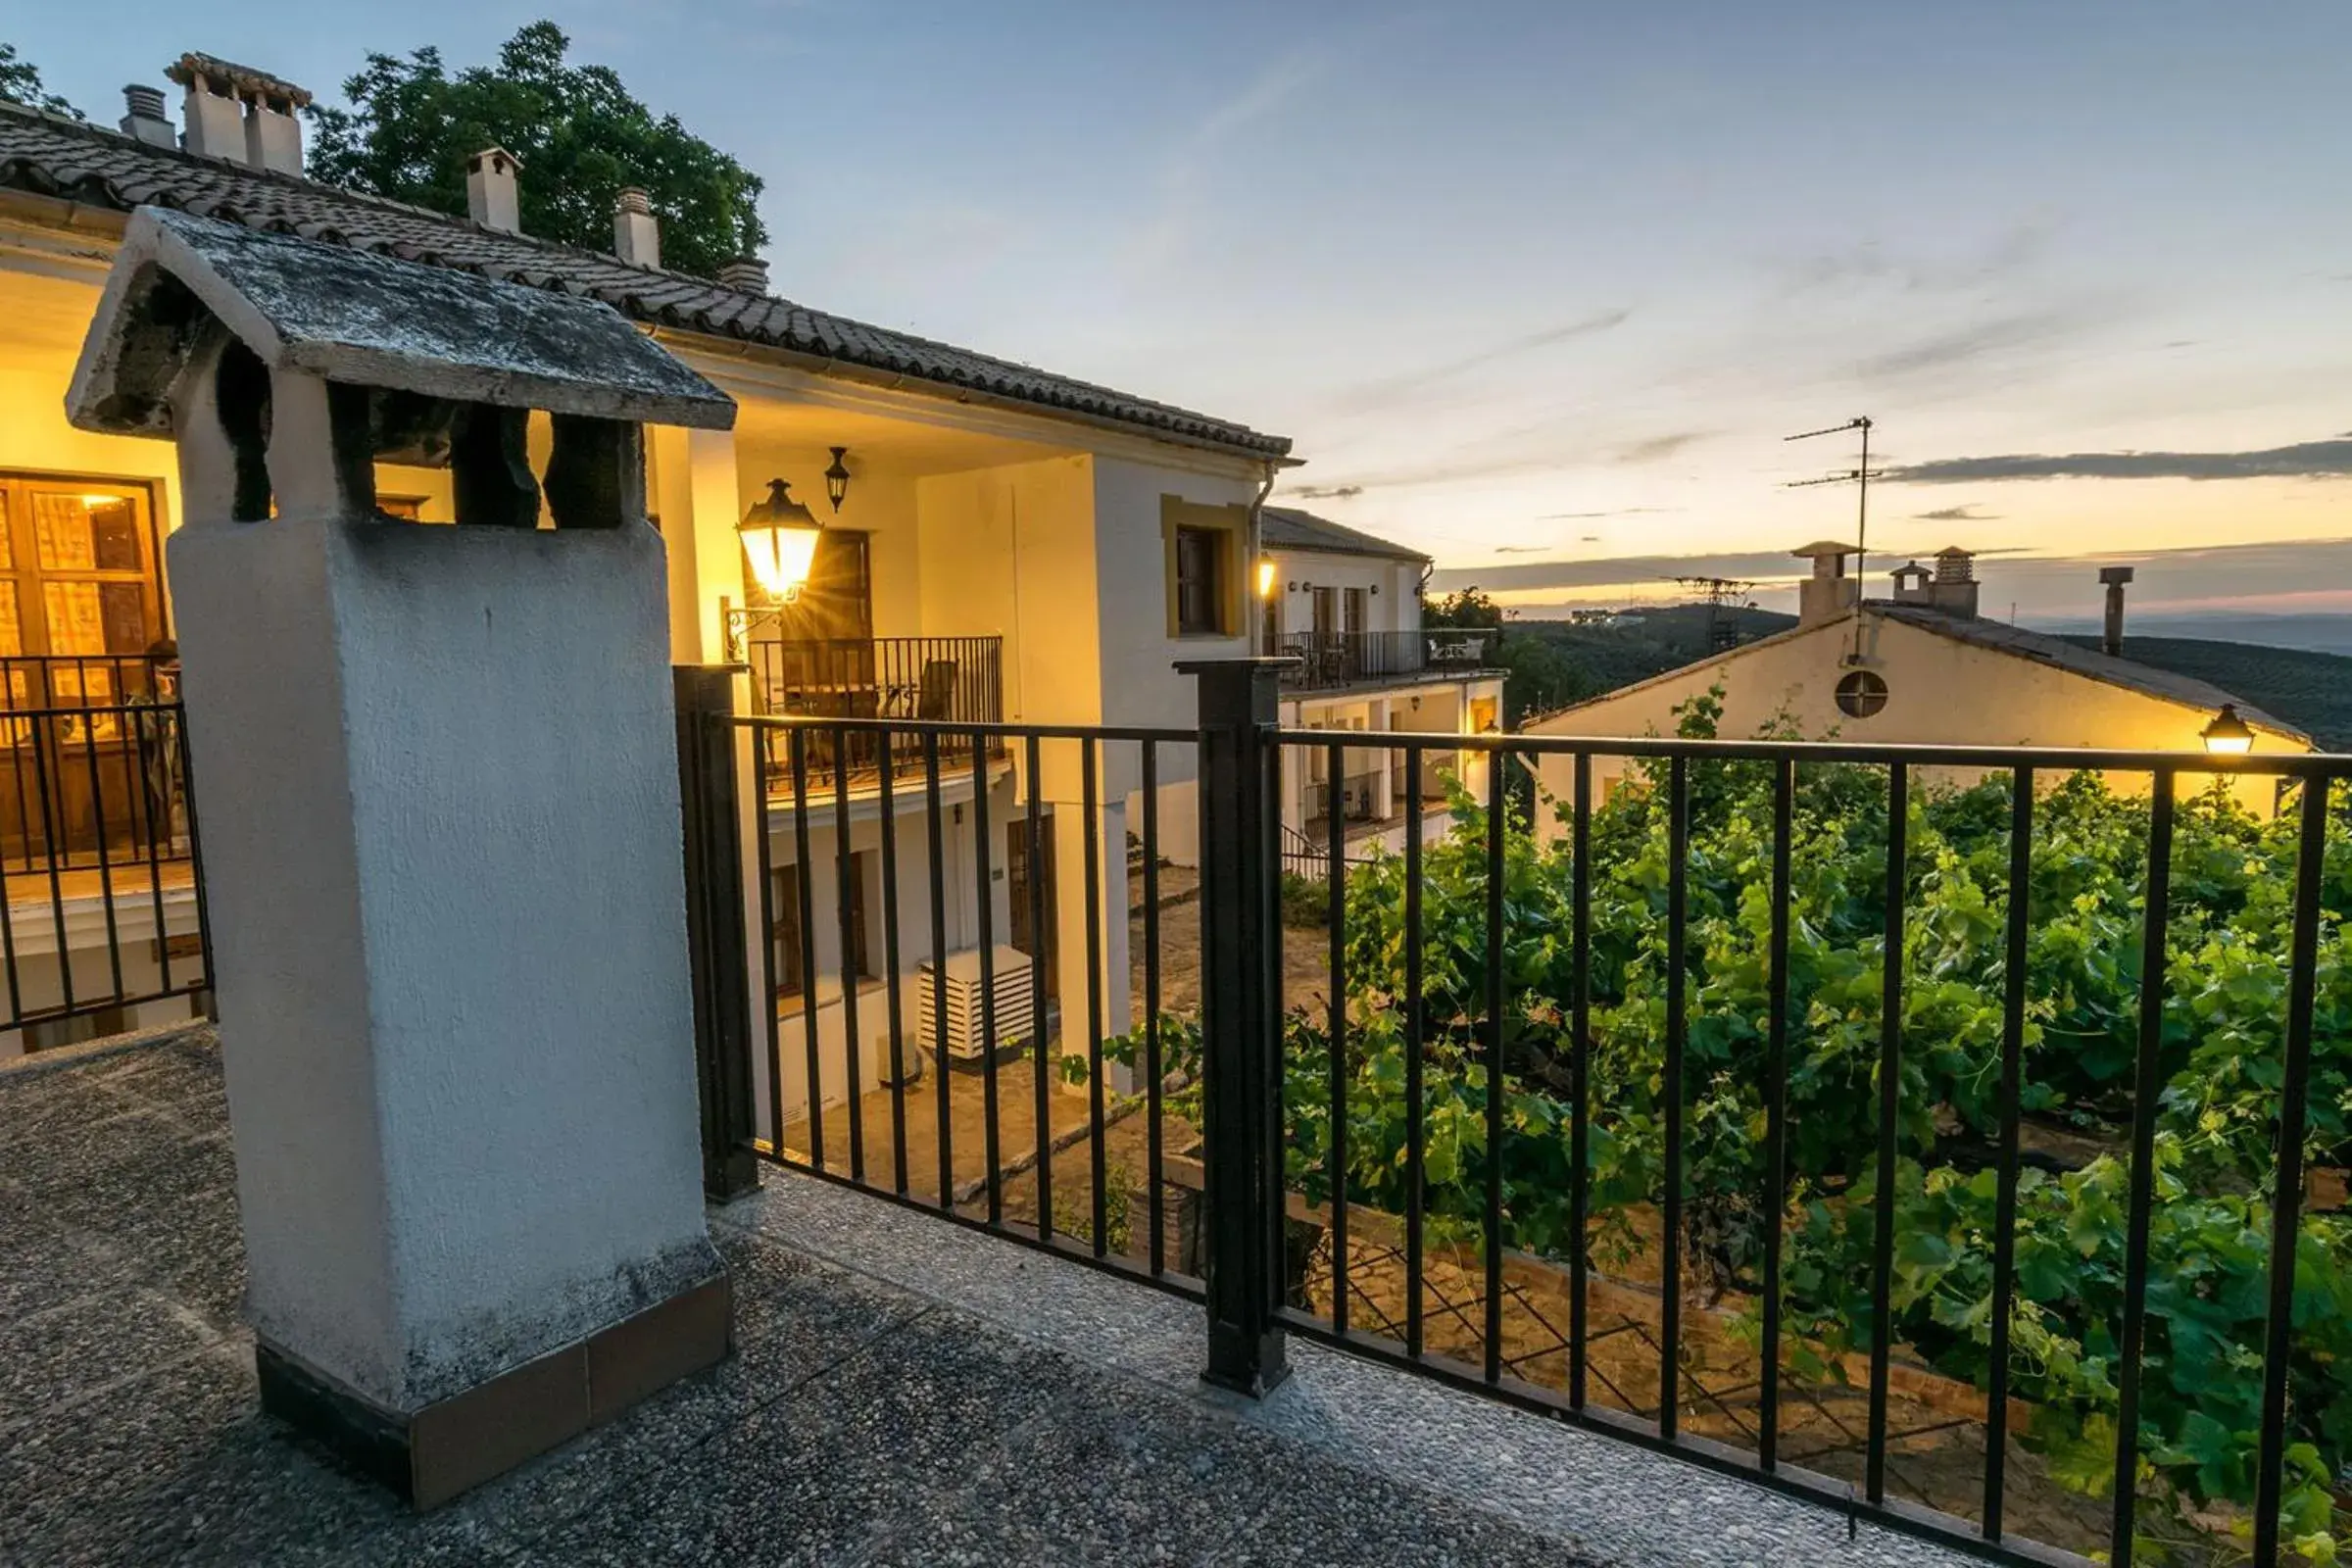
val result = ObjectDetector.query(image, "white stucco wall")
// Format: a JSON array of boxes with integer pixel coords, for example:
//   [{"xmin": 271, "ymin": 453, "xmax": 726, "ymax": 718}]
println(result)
[
  {"xmin": 1262, "ymin": 546, "xmax": 1421, "ymax": 640},
  {"xmin": 172, "ymin": 514, "xmax": 715, "ymax": 1411}
]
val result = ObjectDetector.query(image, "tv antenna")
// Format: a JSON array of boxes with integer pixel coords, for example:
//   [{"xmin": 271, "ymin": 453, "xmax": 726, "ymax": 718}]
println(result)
[
  {"xmin": 1786, "ymin": 416, "xmax": 1881, "ymax": 662},
  {"xmin": 1667, "ymin": 575, "xmax": 1760, "ymax": 652}
]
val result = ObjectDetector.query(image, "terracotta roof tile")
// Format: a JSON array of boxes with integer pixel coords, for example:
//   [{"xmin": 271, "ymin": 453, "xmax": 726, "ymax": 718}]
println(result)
[{"xmin": 0, "ymin": 102, "xmax": 1289, "ymax": 458}]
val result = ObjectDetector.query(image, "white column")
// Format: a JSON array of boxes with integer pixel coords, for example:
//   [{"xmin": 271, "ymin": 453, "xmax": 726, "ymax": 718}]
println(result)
[
  {"xmin": 648, "ymin": 424, "xmax": 744, "ymax": 663},
  {"xmin": 171, "ymin": 504, "xmax": 723, "ymax": 1505},
  {"xmin": 1369, "ymin": 698, "xmax": 1394, "ymax": 820}
]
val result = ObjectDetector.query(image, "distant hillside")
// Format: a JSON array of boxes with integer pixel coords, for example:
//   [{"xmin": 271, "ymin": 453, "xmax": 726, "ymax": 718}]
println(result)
[
  {"xmin": 2059, "ymin": 635, "xmax": 2352, "ymax": 752},
  {"xmin": 1497, "ymin": 605, "xmax": 1795, "ymax": 720}
]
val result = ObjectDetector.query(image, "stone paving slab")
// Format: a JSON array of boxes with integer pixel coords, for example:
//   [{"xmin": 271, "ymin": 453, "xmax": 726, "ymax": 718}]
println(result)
[{"xmin": 2, "ymin": 1031, "xmax": 1983, "ymax": 1566}]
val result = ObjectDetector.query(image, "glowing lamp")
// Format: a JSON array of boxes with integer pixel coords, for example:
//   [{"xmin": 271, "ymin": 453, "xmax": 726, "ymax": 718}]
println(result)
[
  {"xmin": 823, "ymin": 447, "xmax": 852, "ymax": 514},
  {"xmin": 2200, "ymin": 704, "xmax": 2254, "ymax": 756},
  {"xmin": 1256, "ymin": 557, "xmax": 1277, "ymax": 599},
  {"xmin": 738, "ymin": 477, "xmax": 823, "ymax": 601}
]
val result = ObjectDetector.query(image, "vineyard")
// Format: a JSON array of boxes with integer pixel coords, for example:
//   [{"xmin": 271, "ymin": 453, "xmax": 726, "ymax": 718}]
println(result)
[{"xmin": 1102, "ymin": 695, "xmax": 2351, "ymax": 1564}]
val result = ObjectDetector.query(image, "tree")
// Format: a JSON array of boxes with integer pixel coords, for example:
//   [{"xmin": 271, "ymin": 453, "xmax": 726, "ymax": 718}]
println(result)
[
  {"xmin": 1423, "ymin": 586, "xmax": 1503, "ymax": 630},
  {"xmin": 0, "ymin": 42, "xmax": 82, "ymax": 119},
  {"xmin": 308, "ymin": 23, "xmax": 765, "ymax": 280}
]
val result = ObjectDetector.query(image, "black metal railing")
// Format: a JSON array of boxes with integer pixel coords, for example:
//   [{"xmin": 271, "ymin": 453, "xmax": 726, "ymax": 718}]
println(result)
[
  {"xmin": 0, "ymin": 695, "xmax": 212, "ymax": 1042},
  {"xmin": 676, "ymin": 659, "xmax": 2347, "ymax": 1568},
  {"xmin": 1276, "ymin": 627, "xmax": 1498, "ymax": 691},
  {"xmin": 744, "ymin": 636, "xmax": 1004, "ymax": 792}
]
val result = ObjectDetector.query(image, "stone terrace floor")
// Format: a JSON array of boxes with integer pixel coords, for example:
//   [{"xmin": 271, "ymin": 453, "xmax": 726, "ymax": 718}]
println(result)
[{"xmin": 1, "ymin": 1028, "xmax": 1977, "ymax": 1567}]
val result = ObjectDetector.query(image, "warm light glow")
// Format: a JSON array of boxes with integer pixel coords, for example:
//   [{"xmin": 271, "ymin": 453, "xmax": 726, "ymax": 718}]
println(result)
[
  {"xmin": 738, "ymin": 478, "xmax": 824, "ymax": 601},
  {"xmin": 1255, "ymin": 557, "xmax": 1277, "ymax": 598},
  {"xmin": 2201, "ymin": 703, "xmax": 2255, "ymax": 755}
]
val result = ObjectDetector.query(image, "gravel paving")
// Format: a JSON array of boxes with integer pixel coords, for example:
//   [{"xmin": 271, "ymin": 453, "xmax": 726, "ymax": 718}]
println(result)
[{"xmin": 3, "ymin": 1028, "xmax": 1983, "ymax": 1566}]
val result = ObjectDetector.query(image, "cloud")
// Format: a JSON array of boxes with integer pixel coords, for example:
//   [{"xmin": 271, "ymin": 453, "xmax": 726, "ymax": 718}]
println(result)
[
  {"xmin": 1539, "ymin": 507, "xmax": 1682, "ymax": 520},
  {"xmin": 1426, "ymin": 536, "xmax": 2352, "ymax": 624},
  {"xmin": 1853, "ymin": 307, "xmax": 2086, "ymax": 383},
  {"xmin": 1286, "ymin": 483, "xmax": 1363, "ymax": 501},
  {"xmin": 1912, "ymin": 504, "xmax": 2001, "ymax": 522},
  {"xmin": 1615, "ymin": 430, "xmax": 1709, "ymax": 465},
  {"xmin": 1124, "ymin": 48, "xmax": 1326, "ymax": 276},
  {"xmin": 1773, "ymin": 219, "xmax": 2057, "ymax": 297},
  {"xmin": 1886, "ymin": 439, "xmax": 2352, "ymax": 484},
  {"xmin": 1337, "ymin": 308, "xmax": 1630, "ymax": 413}
]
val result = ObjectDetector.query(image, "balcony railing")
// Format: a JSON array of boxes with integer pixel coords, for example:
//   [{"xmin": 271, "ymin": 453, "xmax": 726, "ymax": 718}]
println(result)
[
  {"xmin": 1276, "ymin": 628, "xmax": 1498, "ymax": 691},
  {"xmin": 744, "ymin": 636, "xmax": 1004, "ymax": 793},
  {"xmin": 676, "ymin": 676, "xmax": 2352, "ymax": 1568},
  {"xmin": 0, "ymin": 655, "xmax": 186, "ymax": 876}
]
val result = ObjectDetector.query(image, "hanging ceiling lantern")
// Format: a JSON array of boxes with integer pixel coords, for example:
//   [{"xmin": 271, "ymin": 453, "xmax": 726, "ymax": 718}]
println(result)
[
  {"xmin": 737, "ymin": 477, "xmax": 823, "ymax": 601},
  {"xmin": 823, "ymin": 447, "xmax": 852, "ymax": 514},
  {"xmin": 2200, "ymin": 703, "xmax": 2255, "ymax": 756}
]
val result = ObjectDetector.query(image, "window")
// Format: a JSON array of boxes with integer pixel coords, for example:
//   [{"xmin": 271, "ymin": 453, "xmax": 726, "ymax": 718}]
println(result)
[
  {"xmin": 0, "ymin": 478, "xmax": 167, "ymax": 707},
  {"xmin": 1173, "ymin": 525, "xmax": 1225, "ymax": 637},
  {"xmin": 767, "ymin": 854, "xmax": 874, "ymax": 1002},
  {"xmin": 770, "ymin": 864, "xmax": 806, "ymax": 999},
  {"xmin": 1835, "ymin": 669, "xmax": 1889, "ymax": 718}
]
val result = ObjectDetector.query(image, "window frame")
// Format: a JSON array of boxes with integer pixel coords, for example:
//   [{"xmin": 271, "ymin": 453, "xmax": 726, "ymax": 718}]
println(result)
[{"xmin": 1161, "ymin": 499, "xmax": 1247, "ymax": 640}]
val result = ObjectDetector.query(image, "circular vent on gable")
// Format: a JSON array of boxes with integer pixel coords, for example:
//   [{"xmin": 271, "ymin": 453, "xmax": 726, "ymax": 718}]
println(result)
[{"xmin": 1835, "ymin": 669, "xmax": 1888, "ymax": 718}]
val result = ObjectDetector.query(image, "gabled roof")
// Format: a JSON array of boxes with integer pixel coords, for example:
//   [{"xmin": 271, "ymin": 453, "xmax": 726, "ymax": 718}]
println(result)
[
  {"xmin": 1260, "ymin": 507, "xmax": 1430, "ymax": 564},
  {"xmin": 1534, "ymin": 602, "xmax": 2309, "ymax": 743},
  {"xmin": 0, "ymin": 101, "xmax": 1290, "ymax": 460},
  {"xmin": 1874, "ymin": 604, "xmax": 2305, "ymax": 740}
]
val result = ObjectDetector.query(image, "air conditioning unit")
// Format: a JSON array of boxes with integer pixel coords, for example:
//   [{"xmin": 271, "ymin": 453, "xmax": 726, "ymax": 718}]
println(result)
[{"xmin": 916, "ymin": 944, "xmax": 1035, "ymax": 1062}]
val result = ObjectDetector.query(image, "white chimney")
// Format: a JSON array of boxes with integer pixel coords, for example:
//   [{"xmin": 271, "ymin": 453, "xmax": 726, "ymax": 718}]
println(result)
[
  {"xmin": 716, "ymin": 256, "xmax": 769, "ymax": 294},
  {"xmin": 120, "ymin": 84, "xmax": 176, "ymax": 149},
  {"xmin": 164, "ymin": 54, "xmax": 309, "ymax": 173},
  {"xmin": 1791, "ymin": 540, "xmax": 1860, "ymax": 628},
  {"xmin": 466, "ymin": 147, "xmax": 523, "ymax": 234},
  {"xmin": 1928, "ymin": 546, "xmax": 1981, "ymax": 617},
  {"xmin": 613, "ymin": 187, "xmax": 661, "ymax": 269}
]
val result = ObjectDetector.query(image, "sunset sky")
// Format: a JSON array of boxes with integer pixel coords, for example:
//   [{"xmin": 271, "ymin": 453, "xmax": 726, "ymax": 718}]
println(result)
[{"xmin": 17, "ymin": 1, "xmax": 2351, "ymax": 620}]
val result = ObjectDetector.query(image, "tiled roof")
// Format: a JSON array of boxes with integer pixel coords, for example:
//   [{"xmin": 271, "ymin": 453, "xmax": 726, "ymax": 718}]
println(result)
[
  {"xmin": 1261, "ymin": 506, "xmax": 1430, "ymax": 564},
  {"xmin": 1877, "ymin": 604, "xmax": 2307, "ymax": 740},
  {"xmin": 0, "ymin": 101, "xmax": 1291, "ymax": 460}
]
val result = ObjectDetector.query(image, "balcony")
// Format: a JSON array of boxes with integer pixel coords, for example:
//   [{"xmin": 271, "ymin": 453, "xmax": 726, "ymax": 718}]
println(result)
[
  {"xmin": 743, "ymin": 635, "xmax": 1004, "ymax": 794},
  {"xmin": 1275, "ymin": 627, "xmax": 1498, "ymax": 693}
]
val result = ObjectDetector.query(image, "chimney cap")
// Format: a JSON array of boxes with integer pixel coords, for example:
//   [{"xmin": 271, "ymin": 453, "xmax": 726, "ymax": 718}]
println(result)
[
  {"xmin": 2098, "ymin": 565, "xmax": 2136, "ymax": 586},
  {"xmin": 164, "ymin": 52, "xmax": 312, "ymax": 109},
  {"xmin": 716, "ymin": 256, "xmax": 770, "ymax": 295},
  {"xmin": 122, "ymin": 83, "xmax": 169, "ymax": 115},
  {"xmin": 1790, "ymin": 539, "xmax": 1859, "ymax": 559},
  {"xmin": 615, "ymin": 186, "xmax": 653, "ymax": 216},
  {"xmin": 467, "ymin": 144, "xmax": 525, "ymax": 172}
]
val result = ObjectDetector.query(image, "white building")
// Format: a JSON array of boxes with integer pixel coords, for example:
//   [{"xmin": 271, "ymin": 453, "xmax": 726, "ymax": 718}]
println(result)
[
  {"xmin": 1526, "ymin": 543, "xmax": 2310, "ymax": 823},
  {"xmin": 0, "ymin": 68, "xmax": 1293, "ymax": 1105},
  {"xmin": 1258, "ymin": 508, "xmax": 1505, "ymax": 861}
]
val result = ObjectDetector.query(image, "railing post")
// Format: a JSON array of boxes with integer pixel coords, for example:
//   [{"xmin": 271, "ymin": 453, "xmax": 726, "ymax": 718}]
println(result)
[
  {"xmin": 675, "ymin": 665, "xmax": 759, "ymax": 1202},
  {"xmin": 1180, "ymin": 657, "xmax": 1292, "ymax": 1396}
]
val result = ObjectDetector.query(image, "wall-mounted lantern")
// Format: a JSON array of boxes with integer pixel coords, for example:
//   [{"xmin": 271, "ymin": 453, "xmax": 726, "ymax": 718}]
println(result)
[
  {"xmin": 823, "ymin": 446, "xmax": 852, "ymax": 513},
  {"xmin": 2200, "ymin": 703, "xmax": 2254, "ymax": 756},
  {"xmin": 1256, "ymin": 557, "xmax": 1277, "ymax": 599},
  {"xmin": 737, "ymin": 477, "xmax": 823, "ymax": 602}
]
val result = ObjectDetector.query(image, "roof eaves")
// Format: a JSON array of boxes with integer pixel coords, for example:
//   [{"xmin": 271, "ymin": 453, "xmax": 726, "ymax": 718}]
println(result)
[{"xmin": 0, "ymin": 102, "xmax": 1293, "ymax": 461}]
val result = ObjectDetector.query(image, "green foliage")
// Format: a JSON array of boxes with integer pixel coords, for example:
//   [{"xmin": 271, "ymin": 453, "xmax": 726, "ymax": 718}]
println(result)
[
  {"xmin": 0, "ymin": 42, "xmax": 81, "ymax": 119},
  {"xmin": 1054, "ymin": 1159, "xmax": 1135, "ymax": 1256},
  {"xmin": 1254, "ymin": 696, "xmax": 2351, "ymax": 1558},
  {"xmin": 1423, "ymin": 588, "xmax": 1502, "ymax": 630},
  {"xmin": 1280, "ymin": 871, "xmax": 1330, "ymax": 929},
  {"xmin": 307, "ymin": 22, "xmax": 766, "ymax": 279}
]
